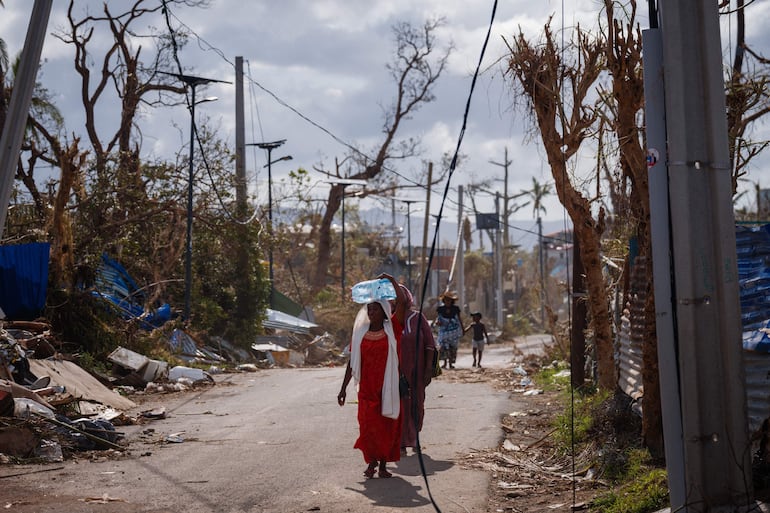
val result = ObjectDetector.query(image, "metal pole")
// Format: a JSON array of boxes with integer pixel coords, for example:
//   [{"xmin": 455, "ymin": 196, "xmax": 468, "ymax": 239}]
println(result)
[
  {"xmin": 660, "ymin": 0, "xmax": 751, "ymax": 508},
  {"xmin": 266, "ymin": 146, "xmax": 274, "ymax": 308},
  {"xmin": 341, "ymin": 185, "xmax": 346, "ymax": 300},
  {"xmin": 0, "ymin": 0, "xmax": 52, "ymax": 239},
  {"xmin": 168, "ymin": 72, "xmax": 229, "ymax": 321},
  {"xmin": 458, "ymin": 185, "xmax": 465, "ymax": 313},
  {"xmin": 235, "ymin": 57, "xmax": 246, "ymax": 215},
  {"xmin": 495, "ymin": 192, "xmax": 503, "ymax": 327},
  {"xmin": 247, "ymin": 139, "xmax": 287, "ymax": 309},
  {"xmin": 538, "ymin": 216, "xmax": 545, "ymax": 327},
  {"xmin": 406, "ymin": 201, "xmax": 412, "ymax": 291},
  {"xmin": 643, "ymin": 27, "xmax": 686, "ymax": 510},
  {"xmin": 184, "ymin": 84, "xmax": 196, "ymax": 321},
  {"xmin": 420, "ymin": 162, "xmax": 433, "ymax": 304}
]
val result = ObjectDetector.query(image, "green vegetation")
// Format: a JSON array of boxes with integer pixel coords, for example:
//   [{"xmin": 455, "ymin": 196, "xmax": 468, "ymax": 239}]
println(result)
[
  {"xmin": 589, "ymin": 465, "xmax": 669, "ymax": 513},
  {"xmin": 534, "ymin": 367, "xmax": 669, "ymax": 513}
]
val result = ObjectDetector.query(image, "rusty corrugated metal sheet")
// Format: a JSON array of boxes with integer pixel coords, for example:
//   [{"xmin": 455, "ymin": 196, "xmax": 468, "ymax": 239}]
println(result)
[
  {"xmin": 743, "ymin": 349, "xmax": 770, "ymax": 434},
  {"xmin": 617, "ymin": 309, "xmax": 644, "ymax": 400}
]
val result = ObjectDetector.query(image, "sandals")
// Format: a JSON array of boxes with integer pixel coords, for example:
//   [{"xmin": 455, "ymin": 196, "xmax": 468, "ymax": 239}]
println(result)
[{"xmin": 363, "ymin": 461, "xmax": 393, "ymax": 478}]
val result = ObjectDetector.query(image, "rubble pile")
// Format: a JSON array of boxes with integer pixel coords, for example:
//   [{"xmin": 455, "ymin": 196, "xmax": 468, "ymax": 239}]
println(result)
[{"xmin": 0, "ymin": 319, "xmax": 346, "ymax": 466}]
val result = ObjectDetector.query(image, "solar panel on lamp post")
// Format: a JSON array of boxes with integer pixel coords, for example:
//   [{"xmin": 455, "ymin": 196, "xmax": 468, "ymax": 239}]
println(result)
[
  {"xmin": 165, "ymin": 72, "xmax": 229, "ymax": 321},
  {"xmin": 324, "ymin": 178, "xmax": 367, "ymax": 299},
  {"xmin": 247, "ymin": 140, "xmax": 290, "ymax": 309}
]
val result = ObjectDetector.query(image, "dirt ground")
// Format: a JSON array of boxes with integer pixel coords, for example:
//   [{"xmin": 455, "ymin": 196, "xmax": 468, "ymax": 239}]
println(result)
[{"xmin": 438, "ymin": 364, "xmax": 604, "ymax": 513}]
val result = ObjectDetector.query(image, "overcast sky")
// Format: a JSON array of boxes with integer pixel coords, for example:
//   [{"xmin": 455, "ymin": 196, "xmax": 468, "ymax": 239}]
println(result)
[{"xmin": 2, "ymin": 1, "xmax": 769, "ymax": 248}]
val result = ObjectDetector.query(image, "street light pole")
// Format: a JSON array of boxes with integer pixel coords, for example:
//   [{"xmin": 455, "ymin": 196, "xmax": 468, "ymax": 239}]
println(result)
[
  {"xmin": 324, "ymin": 178, "xmax": 367, "ymax": 299},
  {"xmin": 248, "ymin": 140, "xmax": 289, "ymax": 309},
  {"xmin": 392, "ymin": 198, "xmax": 422, "ymax": 292},
  {"xmin": 167, "ymin": 72, "xmax": 229, "ymax": 321}
]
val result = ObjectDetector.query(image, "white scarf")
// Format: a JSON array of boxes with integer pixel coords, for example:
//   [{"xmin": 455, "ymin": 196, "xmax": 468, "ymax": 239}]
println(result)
[{"xmin": 349, "ymin": 300, "xmax": 400, "ymax": 420}]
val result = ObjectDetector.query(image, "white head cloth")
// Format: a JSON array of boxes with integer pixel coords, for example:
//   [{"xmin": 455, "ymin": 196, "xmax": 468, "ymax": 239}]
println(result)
[{"xmin": 349, "ymin": 299, "xmax": 400, "ymax": 420}]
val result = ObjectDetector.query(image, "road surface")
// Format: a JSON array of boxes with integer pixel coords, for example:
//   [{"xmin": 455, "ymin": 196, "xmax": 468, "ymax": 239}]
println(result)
[{"xmin": 1, "ymin": 340, "xmax": 544, "ymax": 513}]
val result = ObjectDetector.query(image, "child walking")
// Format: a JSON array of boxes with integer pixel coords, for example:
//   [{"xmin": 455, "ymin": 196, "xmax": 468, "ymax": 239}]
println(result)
[{"xmin": 465, "ymin": 312, "xmax": 489, "ymax": 368}]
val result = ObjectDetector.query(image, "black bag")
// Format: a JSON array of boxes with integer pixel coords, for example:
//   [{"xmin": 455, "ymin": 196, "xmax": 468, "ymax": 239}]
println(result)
[
  {"xmin": 399, "ymin": 373, "xmax": 410, "ymax": 398},
  {"xmin": 432, "ymin": 350, "xmax": 442, "ymax": 378}
]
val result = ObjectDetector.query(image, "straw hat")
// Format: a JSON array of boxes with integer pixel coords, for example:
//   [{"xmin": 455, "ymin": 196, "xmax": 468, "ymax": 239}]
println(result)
[{"xmin": 440, "ymin": 290, "xmax": 458, "ymax": 301}]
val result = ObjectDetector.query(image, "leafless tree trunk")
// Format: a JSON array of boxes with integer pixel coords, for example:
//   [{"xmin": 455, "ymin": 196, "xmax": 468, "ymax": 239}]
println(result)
[
  {"xmin": 312, "ymin": 19, "xmax": 450, "ymax": 292},
  {"xmin": 600, "ymin": 0, "xmax": 663, "ymax": 458},
  {"xmin": 506, "ymin": 22, "xmax": 617, "ymax": 390}
]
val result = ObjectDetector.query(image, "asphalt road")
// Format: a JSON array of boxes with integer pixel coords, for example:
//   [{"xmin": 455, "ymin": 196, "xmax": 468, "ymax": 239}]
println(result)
[{"xmin": 1, "ymin": 343, "xmax": 528, "ymax": 513}]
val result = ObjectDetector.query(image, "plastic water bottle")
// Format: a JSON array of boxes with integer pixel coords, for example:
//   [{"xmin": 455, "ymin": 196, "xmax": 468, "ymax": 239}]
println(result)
[{"xmin": 351, "ymin": 278, "xmax": 397, "ymax": 304}]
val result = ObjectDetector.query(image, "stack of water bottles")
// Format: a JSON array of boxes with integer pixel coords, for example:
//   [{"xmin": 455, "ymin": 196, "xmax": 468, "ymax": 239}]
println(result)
[{"xmin": 351, "ymin": 278, "xmax": 397, "ymax": 304}]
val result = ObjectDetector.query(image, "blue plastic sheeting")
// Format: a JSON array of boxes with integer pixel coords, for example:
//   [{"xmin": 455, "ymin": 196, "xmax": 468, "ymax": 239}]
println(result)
[
  {"xmin": 93, "ymin": 253, "xmax": 172, "ymax": 330},
  {"xmin": 0, "ymin": 243, "xmax": 50, "ymax": 320},
  {"xmin": 743, "ymin": 323, "xmax": 770, "ymax": 352},
  {"xmin": 738, "ymin": 224, "xmax": 770, "ymax": 351}
]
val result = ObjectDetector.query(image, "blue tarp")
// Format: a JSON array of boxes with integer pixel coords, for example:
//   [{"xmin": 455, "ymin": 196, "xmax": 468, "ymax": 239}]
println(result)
[
  {"xmin": 738, "ymin": 225, "xmax": 770, "ymax": 350},
  {"xmin": 93, "ymin": 253, "xmax": 172, "ymax": 330},
  {"xmin": 0, "ymin": 243, "xmax": 50, "ymax": 320}
]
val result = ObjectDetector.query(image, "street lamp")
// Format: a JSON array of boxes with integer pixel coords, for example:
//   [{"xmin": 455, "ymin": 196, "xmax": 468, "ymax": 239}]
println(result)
[
  {"xmin": 393, "ymin": 198, "xmax": 422, "ymax": 292},
  {"xmin": 247, "ymin": 140, "xmax": 290, "ymax": 308},
  {"xmin": 167, "ymin": 72, "xmax": 230, "ymax": 321},
  {"xmin": 325, "ymin": 178, "xmax": 367, "ymax": 299}
]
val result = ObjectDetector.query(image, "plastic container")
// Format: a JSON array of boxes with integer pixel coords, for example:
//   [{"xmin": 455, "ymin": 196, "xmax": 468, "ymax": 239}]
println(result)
[{"xmin": 351, "ymin": 278, "xmax": 397, "ymax": 304}]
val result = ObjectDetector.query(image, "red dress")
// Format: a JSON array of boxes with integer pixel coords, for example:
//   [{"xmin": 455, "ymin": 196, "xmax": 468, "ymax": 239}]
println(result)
[{"xmin": 353, "ymin": 325, "xmax": 402, "ymax": 463}]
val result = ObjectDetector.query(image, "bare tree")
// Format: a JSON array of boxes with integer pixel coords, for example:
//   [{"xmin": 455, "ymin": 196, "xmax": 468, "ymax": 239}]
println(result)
[
  {"xmin": 598, "ymin": 0, "xmax": 663, "ymax": 458},
  {"xmin": 505, "ymin": 21, "xmax": 618, "ymax": 390},
  {"xmin": 312, "ymin": 18, "xmax": 451, "ymax": 292},
  {"xmin": 722, "ymin": 0, "xmax": 770, "ymax": 196},
  {"xmin": 37, "ymin": 0, "xmax": 205, "ymax": 289}
]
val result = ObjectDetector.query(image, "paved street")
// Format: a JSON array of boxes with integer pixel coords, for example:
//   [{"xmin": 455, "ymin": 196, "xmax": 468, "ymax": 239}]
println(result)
[{"xmin": 1, "ymin": 342, "xmax": 529, "ymax": 513}]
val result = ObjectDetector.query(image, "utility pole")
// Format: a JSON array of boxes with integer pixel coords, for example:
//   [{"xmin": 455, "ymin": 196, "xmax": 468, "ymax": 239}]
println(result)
[
  {"xmin": 495, "ymin": 192, "xmax": 503, "ymax": 327},
  {"xmin": 538, "ymin": 215, "xmax": 545, "ymax": 327},
  {"xmin": 420, "ymin": 162, "xmax": 433, "ymax": 305},
  {"xmin": 489, "ymin": 147, "xmax": 512, "ymax": 247},
  {"xmin": 458, "ymin": 185, "xmax": 465, "ymax": 313},
  {"xmin": 235, "ymin": 57, "xmax": 247, "ymax": 216},
  {"xmin": 0, "ymin": 0, "xmax": 52, "ymax": 240},
  {"xmin": 233, "ymin": 56, "xmax": 250, "ymax": 322},
  {"xmin": 643, "ymin": 24, "xmax": 686, "ymax": 510},
  {"xmin": 656, "ymin": 1, "xmax": 751, "ymax": 509}
]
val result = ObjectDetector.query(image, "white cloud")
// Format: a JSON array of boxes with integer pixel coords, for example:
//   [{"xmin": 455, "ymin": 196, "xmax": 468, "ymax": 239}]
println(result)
[{"xmin": 2, "ymin": 0, "xmax": 768, "ymax": 222}]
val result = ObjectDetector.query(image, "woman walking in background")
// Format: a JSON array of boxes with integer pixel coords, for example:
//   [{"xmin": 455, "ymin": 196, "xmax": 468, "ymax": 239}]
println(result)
[{"xmin": 435, "ymin": 290, "xmax": 464, "ymax": 369}]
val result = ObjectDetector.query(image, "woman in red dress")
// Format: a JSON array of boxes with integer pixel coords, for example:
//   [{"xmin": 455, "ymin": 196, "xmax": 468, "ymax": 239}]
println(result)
[{"xmin": 338, "ymin": 275, "xmax": 406, "ymax": 478}]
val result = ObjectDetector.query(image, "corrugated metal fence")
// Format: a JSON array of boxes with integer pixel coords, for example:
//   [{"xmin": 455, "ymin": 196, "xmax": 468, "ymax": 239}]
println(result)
[{"xmin": 615, "ymin": 227, "xmax": 770, "ymax": 436}]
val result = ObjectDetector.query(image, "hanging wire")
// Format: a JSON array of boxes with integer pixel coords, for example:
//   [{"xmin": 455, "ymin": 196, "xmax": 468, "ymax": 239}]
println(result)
[
  {"xmin": 161, "ymin": 0, "xmax": 266, "ymax": 228},
  {"xmin": 409, "ymin": 1, "xmax": 498, "ymax": 511},
  {"xmin": 558, "ymin": 0, "xmax": 578, "ymax": 508},
  {"xmin": 164, "ymin": 6, "xmax": 469, "ymax": 214}
]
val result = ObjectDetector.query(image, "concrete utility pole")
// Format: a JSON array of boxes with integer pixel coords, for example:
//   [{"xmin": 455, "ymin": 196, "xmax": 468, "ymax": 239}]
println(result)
[
  {"xmin": 420, "ymin": 162, "xmax": 433, "ymax": 305},
  {"xmin": 233, "ymin": 57, "xmax": 251, "ymax": 322},
  {"xmin": 643, "ymin": 26, "xmax": 686, "ymax": 510},
  {"xmin": 0, "ymin": 0, "xmax": 52, "ymax": 240},
  {"xmin": 234, "ymin": 57, "xmax": 247, "ymax": 216},
  {"xmin": 457, "ymin": 185, "xmax": 465, "ymax": 312},
  {"xmin": 657, "ymin": 1, "xmax": 752, "ymax": 510},
  {"xmin": 495, "ymin": 192, "xmax": 503, "ymax": 327},
  {"xmin": 489, "ymin": 148, "xmax": 512, "ymax": 247}
]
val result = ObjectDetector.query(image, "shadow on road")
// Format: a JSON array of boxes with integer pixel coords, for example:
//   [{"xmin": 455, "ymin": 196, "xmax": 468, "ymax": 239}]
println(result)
[
  {"xmin": 352, "ymin": 477, "xmax": 432, "ymax": 508},
  {"xmin": 346, "ymin": 454, "xmax": 454, "ymax": 508},
  {"xmin": 393, "ymin": 452, "xmax": 454, "ymax": 477}
]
